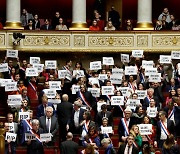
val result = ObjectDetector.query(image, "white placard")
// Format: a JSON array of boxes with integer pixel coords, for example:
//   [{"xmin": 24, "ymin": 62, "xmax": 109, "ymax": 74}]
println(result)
[
  {"xmin": 72, "ymin": 85, "xmax": 80, "ymax": 94},
  {"xmin": 132, "ymin": 50, "xmax": 143, "ymax": 58},
  {"xmin": 33, "ymin": 64, "xmax": 44, "ymax": 73},
  {"xmin": 101, "ymin": 126, "xmax": 113, "ymax": 134},
  {"xmin": 40, "ymin": 133, "xmax": 52, "ymax": 142},
  {"xmin": 8, "ymin": 95, "xmax": 22, "ymax": 105},
  {"xmin": 88, "ymin": 88, "xmax": 100, "ymax": 97},
  {"xmin": 126, "ymin": 99, "xmax": 140, "ymax": 110},
  {"xmin": 58, "ymin": 70, "xmax": 68, "ymax": 79},
  {"xmin": 117, "ymin": 87, "xmax": 131, "ymax": 97},
  {"xmin": 97, "ymin": 102, "xmax": 107, "ymax": 112},
  {"xmin": 88, "ymin": 77, "xmax": 100, "ymax": 86},
  {"xmin": 73, "ymin": 70, "xmax": 84, "ymax": 79},
  {"xmin": 0, "ymin": 79, "xmax": 12, "ymax": 87},
  {"xmin": 49, "ymin": 81, "xmax": 61, "ymax": 90},
  {"xmin": 6, "ymin": 49, "xmax": 18, "ymax": 58},
  {"xmin": 112, "ymin": 68, "xmax": 124, "ymax": 75},
  {"xmin": 25, "ymin": 133, "xmax": 36, "ymax": 141},
  {"xmin": 125, "ymin": 66, "xmax": 137, "ymax": 75},
  {"xmin": 149, "ymin": 73, "xmax": 161, "ymax": 83},
  {"xmin": 45, "ymin": 60, "xmax": 57, "ymax": 69},
  {"xmin": 171, "ymin": 51, "xmax": 180, "ymax": 59},
  {"xmin": 90, "ymin": 61, "xmax": 102, "ymax": 70},
  {"xmin": 160, "ymin": 55, "xmax": 171, "ymax": 64},
  {"xmin": 147, "ymin": 107, "xmax": 157, "ymax": 118},
  {"xmin": 30, "ymin": 57, "xmax": 40, "ymax": 65},
  {"xmin": 110, "ymin": 74, "xmax": 122, "ymax": 84},
  {"xmin": 43, "ymin": 89, "xmax": 56, "ymax": 98},
  {"xmin": 137, "ymin": 124, "xmax": 152, "ymax": 135},
  {"xmin": 102, "ymin": 57, "xmax": 114, "ymax": 65},
  {"xmin": 101, "ymin": 86, "xmax": 114, "ymax": 95},
  {"xmin": 5, "ymin": 82, "xmax": 17, "ymax": 92},
  {"xmin": 111, "ymin": 96, "xmax": 124, "ymax": 105},
  {"xmin": 8, "ymin": 123, "xmax": 15, "ymax": 132},
  {"xmin": 98, "ymin": 74, "xmax": 107, "ymax": 81},
  {"xmin": 26, "ymin": 68, "xmax": 38, "ymax": 77},
  {"xmin": 142, "ymin": 60, "xmax": 154, "ymax": 68},
  {"xmin": 5, "ymin": 132, "xmax": 17, "ymax": 142},
  {"xmin": 145, "ymin": 67, "xmax": 157, "ymax": 76},
  {"xmin": 135, "ymin": 90, "xmax": 147, "ymax": 99},
  {"xmin": 0, "ymin": 63, "xmax": 8, "ymax": 72},
  {"xmin": 121, "ymin": 54, "xmax": 129, "ymax": 63},
  {"xmin": 19, "ymin": 112, "xmax": 30, "ymax": 120}
]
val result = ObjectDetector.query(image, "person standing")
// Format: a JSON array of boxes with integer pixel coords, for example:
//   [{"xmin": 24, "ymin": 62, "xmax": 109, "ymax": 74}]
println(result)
[
  {"xmin": 60, "ymin": 132, "xmax": 79, "ymax": 154},
  {"xmin": 20, "ymin": 9, "xmax": 34, "ymax": 27}
]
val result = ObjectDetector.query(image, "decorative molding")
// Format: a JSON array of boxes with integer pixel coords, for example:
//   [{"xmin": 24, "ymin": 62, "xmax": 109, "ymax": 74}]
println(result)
[
  {"xmin": 137, "ymin": 35, "xmax": 148, "ymax": 47},
  {"xmin": 0, "ymin": 34, "xmax": 5, "ymax": 46},
  {"xmin": 88, "ymin": 35, "xmax": 134, "ymax": 47},
  {"xmin": 74, "ymin": 35, "xmax": 85, "ymax": 47}
]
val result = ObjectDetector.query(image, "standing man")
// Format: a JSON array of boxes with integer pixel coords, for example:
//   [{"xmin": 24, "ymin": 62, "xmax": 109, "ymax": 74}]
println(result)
[
  {"xmin": 154, "ymin": 111, "xmax": 175, "ymax": 148},
  {"xmin": 57, "ymin": 94, "xmax": 73, "ymax": 141},
  {"xmin": 52, "ymin": 11, "xmax": 61, "ymax": 29},
  {"xmin": 108, "ymin": 6, "xmax": 121, "ymax": 30},
  {"xmin": 20, "ymin": 9, "xmax": 34, "ymax": 27},
  {"xmin": 60, "ymin": 132, "xmax": 78, "ymax": 154},
  {"xmin": 39, "ymin": 106, "xmax": 59, "ymax": 146}
]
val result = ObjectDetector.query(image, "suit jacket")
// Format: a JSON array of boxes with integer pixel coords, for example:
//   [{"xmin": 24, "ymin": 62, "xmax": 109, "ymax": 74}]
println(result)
[
  {"xmin": 39, "ymin": 115, "xmax": 59, "ymax": 141},
  {"xmin": 143, "ymin": 95, "xmax": 159, "ymax": 109},
  {"xmin": 41, "ymin": 24, "xmax": 53, "ymax": 30},
  {"xmin": 60, "ymin": 140, "xmax": 78, "ymax": 154},
  {"xmin": 68, "ymin": 108, "xmax": 85, "ymax": 128},
  {"xmin": 37, "ymin": 102, "xmax": 55, "ymax": 119},
  {"xmin": 57, "ymin": 101, "xmax": 73, "ymax": 125},
  {"xmin": 156, "ymin": 119, "xmax": 175, "ymax": 143},
  {"xmin": 118, "ymin": 143, "xmax": 139, "ymax": 154},
  {"xmin": 96, "ymin": 111, "xmax": 113, "ymax": 127},
  {"xmin": 118, "ymin": 117, "xmax": 136, "ymax": 142},
  {"xmin": 20, "ymin": 13, "xmax": 34, "ymax": 26}
]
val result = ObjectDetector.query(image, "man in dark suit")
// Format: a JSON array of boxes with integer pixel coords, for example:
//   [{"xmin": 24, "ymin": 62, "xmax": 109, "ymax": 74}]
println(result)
[
  {"xmin": 37, "ymin": 95, "xmax": 55, "ymax": 119},
  {"xmin": 39, "ymin": 106, "xmax": 59, "ymax": 146},
  {"xmin": 40, "ymin": 19, "xmax": 53, "ymax": 30},
  {"xmin": 118, "ymin": 134, "xmax": 139, "ymax": 154},
  {"xmin": 57, "ymin": 94, "xmax": 73, "ymax": 142},
  {"xmin": 5, "ymin": 113, "xmax": 19, "ymax": 154},
  {"xmin": 26, "ymin": 119, "xmax": 44, "ymax": 154},
  {"xmin": 60, "ymin": 132, "xmax": 78, "ymax": 154},
  {"xmin": 96, "ymin": 104, "xmax": 113, "ymax": 127},
  {"xmin": 118, "ymin": 107, "xmax": 136, "ymax": 145},
  {"xmin": 154, "ymin": 111, "xmax": 175, "ymax": 148},
  {"xmin": 67, "ymin": 101, "xmax": 85, "ymax": 134}
]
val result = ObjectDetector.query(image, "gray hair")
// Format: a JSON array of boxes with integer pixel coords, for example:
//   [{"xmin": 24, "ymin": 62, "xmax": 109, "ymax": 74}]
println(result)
[
  {"xmin": 101, "ymin": 138, "xmax": 111, "ymax": 145},
  {"xmin": 46, "ymin": 106, "xmax": 53, "ymax": 112},
  {"xmin": 32, "ymin": 119, "xmax": 39, "ymax": 125},
  {"xmin": 74, "ymin": 101, "xmax": 81, "ymax": 107}
]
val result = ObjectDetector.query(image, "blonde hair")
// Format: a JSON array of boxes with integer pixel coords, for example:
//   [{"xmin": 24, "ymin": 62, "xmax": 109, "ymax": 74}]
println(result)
[{"xmin": 130, "ymin": 125, "xmax": 140, "ymax": 137}]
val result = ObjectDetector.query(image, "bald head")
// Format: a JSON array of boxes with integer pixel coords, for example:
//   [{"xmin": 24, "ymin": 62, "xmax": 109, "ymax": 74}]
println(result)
[
  {"xmin": 62, "ymin": 94, "xmax": 69, "ymax": 102},
  {"xmin": 66, "ymin": 132, "xmax": 73, "ymax": 140}
]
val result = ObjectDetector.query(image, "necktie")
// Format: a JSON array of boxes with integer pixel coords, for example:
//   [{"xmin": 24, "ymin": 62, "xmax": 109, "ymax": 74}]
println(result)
[
  {"xmin": 127, "ymin": 146, "xmax": 130, "ymax": 154},
  {"xmin": 8, "ymin": 143, "xmax": 11, "ymax": 153},
  {"xmin": 46, "ymin": 118, "xmax": 50, "ymax": 133}
]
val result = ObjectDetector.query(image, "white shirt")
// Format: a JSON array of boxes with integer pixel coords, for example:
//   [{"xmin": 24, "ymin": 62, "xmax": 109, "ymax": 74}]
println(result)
[
  {"xmin": 74, "ymin": 109, "xmax": 80, "ymax": 127},
  {"xmin": 160, "ymin": 119, "xmax": 168, "ymax": 140},
  {"xmin": 46, "ymin": 117, "xmax": 51, "ymax": 133},
  {"xmin": 124, "ymin": 144, "xmax": 133, "ymax": 154}
]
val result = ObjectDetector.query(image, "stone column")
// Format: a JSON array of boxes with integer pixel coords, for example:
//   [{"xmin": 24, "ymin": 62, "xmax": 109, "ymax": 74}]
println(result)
[
  {"xmin": 69, "ymin": 0, "xmax": 88, "ymax": 30},
  {"xmin": 4, "ymin": 0, "xmax": 23, "ymax": 29},
  {"xmin": 134, "ymin": 0, "xmax": 154, "ymax": 30}
]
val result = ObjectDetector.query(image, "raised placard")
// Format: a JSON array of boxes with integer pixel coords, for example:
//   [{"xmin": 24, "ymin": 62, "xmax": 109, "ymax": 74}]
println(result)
[
  {"xmin": 137, "ymin": 124, "xmax": 152, "ymax": 135},
  {"xmin": 25, "ymin": 133, "xmax": 36, "ymax": 141},
  {"xmin": 72, "ymin": 85, "xmax": 80, "ymax": 94},
  {"xmin": 5, "ymin": 132, "xmax": 17, "ymax": 142},
  {"xmin": 45, "ymin": 60, "xmax": 57, "ymax": 69},
  {"xmin": 125, "ymin": 66, "xmax": 137, "ymax": 75},
  {"xmin": 110, "ymin": 74, "xmax": 122, "ymax": 84},
  {"xmin": 112, "ymin": 68, "xmax": 124, "ymax": 75},
  {"xmin": 101, "ymin": 86, "xmax": 114, "ymax": 95},
  {"xmin": 40, "ymin": 133, "xmax": 52, "ymax": 142},
  {"xmin": 43, "ymin": 89, "xmax": 56, "ymax": 98},
  {"xmin": 6, "ymin": 49, "xmax": 18, "ymax": 58},
  {"xmin": 111, "ymin": 96, "xmax": 124, "ymax": 105},
  {"xmin": 121, "ymin": 54, "xmax": 129, "ymax": 63},
  {"xmin": 73, "ymin": 70, "xmax": 84, "ymax": 79},
  {"xmin": 33, "ymin": 64, "xmax": 44, "ymax": 73},
  {"xmin": 26, "ymin": 68, "xmax": 38, "ymax": 77},
  {"xmin": 98, "ymin": 74, "xmax": 107, "ymax": 82},
  {"xmin": 101, "ymin": 126, "xmax": 113, "ymax": 134},
  {"xmin": 147, "ymin": 107, "xmax": 157, "ymax": 118},
  {"xmin": 149, "ymin": 73, "xmax": 161, "ymax": 83},
  {"xmin": 171, "ymin": 51, "xmax": 180, "ymax": 59},
  {"xmin": 142, "ymin": 60, "xmax": 154, "ymax": 68},
  {"xmin": 88, "ymin": 77, "xmax": 100, "ymax": 86},
  {"xmin": 160, "ymin": 55, "xmax": 171, "ymax": 64},
  {"xmin": 0, "ymin": 63, "xmax": 8, "ymax": 72},
  {"xmin": 90, "ymin": 61, "xmax": 102, "ymax": 70},
  {"xmin": 117, "ymin": 87, "xmax": 131, "ymax": 97},
  {"xmin": 102, "ymin": 57, "xmax": 114, "ymax": 65},
  {"xmin": 88, "ymin": 88, "xmax": 100, "ymax": 97},
  {"xmin": 19, "ymin": 112, "xmax": 30, "ymax": 120},
  {"xmin": 8, "ymin": 95, "xmax": 22, "ymax": 106},
  {"xmin": 30, "ymin": 57, "xmax": 40, "ymax": 65},
  {"xmin": 49, "ymin": 81, "xmax": 61, "ymax": 90},
  {"xmin": 132, "ymin": 50, "xmax": 143, "ymax": 58},
  {"xmin": 5, "ymin": 82, "xmax": 17, "ymax": 92},
  {"xmin": 0, "ymin": 79, "xmax": 12, "ymax": 87},
  {"xmin": 58, "ymin": 70, "xmax": 68, "ymax": 79},
  {"xmin": 135, "ymin": 90, "xmax": 147, "ymax": 99},
  {"xmin": 126, "ymin": 99, "xmax": 140, "ymax": 110}
]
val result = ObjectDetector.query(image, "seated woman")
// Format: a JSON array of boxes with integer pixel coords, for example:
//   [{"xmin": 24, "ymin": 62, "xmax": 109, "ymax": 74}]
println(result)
[
  {"xmin": 55, "ymin": 18, "xmax": 68, "ymax": 30},
  {"xmin": 129, "ymin": 125, "xmax": 143, "ymax": 149},
  {"xmin": 24, "ymin": 19, "xmax": 35, "ymax": 30},
  {"xmin": 155, "ymin": 20, "xmax": 163, "ymax": 30},
  {"xmin": 125, "ymin": 19, "xmax": 133, "ymax": 30},
  {"xmin": 82, "ymin": 126, "xmax": 101, "ymax": 149},
  {"xmin": 89, "ymin": 20, "xmax": 100, "ymax": 31},
  {"xmin": 33, "ymin": 14, "xmax": 40, "ymax": 30},
  {"xmin": 104, "ymin": 21, "xmax": 116, "ymax": 31}
]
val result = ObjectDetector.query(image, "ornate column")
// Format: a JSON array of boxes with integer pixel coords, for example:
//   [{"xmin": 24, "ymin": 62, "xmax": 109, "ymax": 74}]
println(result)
[
  {"xmin": 134, "ymin": 0, "xmax": 154, "ymax": 30},
  {"xmin": 0, "ymin": 122, "xmax": 5, "ymax": 154},
  {"xmin": 69, "ymin": 0, "xmax": 88, "ymax": 30},
  {"xmin": 4, "ymin": 0, "xmax": 23, "ymax": 29}
]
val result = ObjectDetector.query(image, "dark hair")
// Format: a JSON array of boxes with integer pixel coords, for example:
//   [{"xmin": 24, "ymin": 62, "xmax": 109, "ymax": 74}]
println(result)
[
  {"xmin": 101, "ymin": 104, "xmax": 107, "ymax": 110},
  {"xmin": 84, "ymin": 111, "xmax": 91, "ymax": 120}
]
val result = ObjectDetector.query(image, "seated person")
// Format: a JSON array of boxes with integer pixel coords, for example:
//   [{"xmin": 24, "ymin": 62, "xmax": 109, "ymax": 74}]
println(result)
[
  {"xmin": 89, "ymin": 20, "xmax": 100, "ymax": 31},
  {"xmin": 24, "ymin": 19, "xmax": 35, "ymax": 30},
  {"xmin": 125, "ymin": 19, "xmax": 133, "ymax": 31},
  {"xmin": 104, "ymin": 21, "xmax": 116, "ymax": 31},
  {"xmin": 41, "ymin": 18, "xmax": 53, "ymax": 30},
  {"xmin": 55, "ymin": 18, "xmax": 68, "ymax": 30}
]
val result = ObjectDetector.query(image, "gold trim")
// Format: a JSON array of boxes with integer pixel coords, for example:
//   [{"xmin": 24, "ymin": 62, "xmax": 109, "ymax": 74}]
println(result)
[
  {"xmin": 69, "ymin": 23, "xmax": 89, "ymax": 30},
  {"xmin": 134, "ymin": 22, "xmax": 154, "ymax": 30},
  {"xmin": 4, "ymin": 22, "xmax": 24, "ymax": 30}
]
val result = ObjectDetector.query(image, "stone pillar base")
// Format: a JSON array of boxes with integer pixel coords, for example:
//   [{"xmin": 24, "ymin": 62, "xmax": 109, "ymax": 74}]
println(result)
[
  {"xmin": 69, "ymin": 23, "xmax": 89, "ymax": 30},
  {"xmin": 4, "ymin": 22, "xmax": 24, "ymax": 30},
  {"xmin": 134, "ymin": 22, "xmax": 154, "ymax": 30}
]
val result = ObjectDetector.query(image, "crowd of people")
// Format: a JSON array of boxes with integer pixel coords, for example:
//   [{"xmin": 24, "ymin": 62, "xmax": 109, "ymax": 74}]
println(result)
[{"xmin": 1, "ymin": 49, "xmax": 180, "ymax": 154}]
